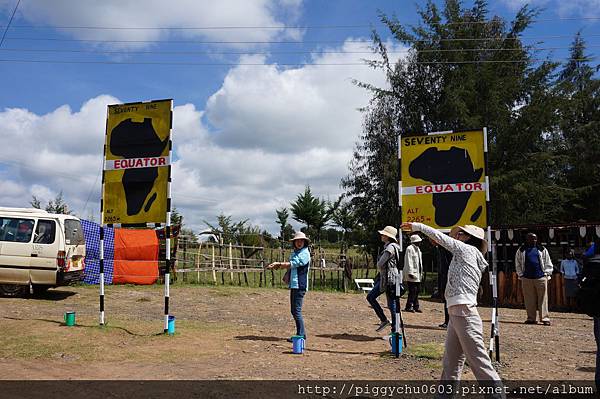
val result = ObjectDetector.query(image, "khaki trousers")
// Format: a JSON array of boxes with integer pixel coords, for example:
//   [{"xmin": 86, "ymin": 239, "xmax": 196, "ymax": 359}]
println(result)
[
  {"xmin": 521, "ymin": 277, "xmax": 550, "ymax": 322},
  {"xmin": 441, "ymin": 305, "xmax": 502, "ymax": 383}
]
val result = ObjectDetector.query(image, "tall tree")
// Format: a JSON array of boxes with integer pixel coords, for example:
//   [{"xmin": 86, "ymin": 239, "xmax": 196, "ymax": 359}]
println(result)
[
  {"xmin": 290, "ymin": 186, "xmax": 321, "ymax": 232},
  {"xmin": 557, "ymin": 33, "xmax": 600, "ymax": 221},
  {"xmin": 344, "ymin": 0, "xmax": 567, "ymax": 256},
  {"xmin": 275, "ymin": 207, "xmax": 289, "ymax": 240},
  {"xmin": 204, "ymin": 213, "xmax": 248, "ymax": 244},
  {"xmin": 31, "ymin": 192, "xmax": 72, "ymax": 214},
  {"xmin": 332, "ymin": 198, "xmax": 357, "ymax": 243}
]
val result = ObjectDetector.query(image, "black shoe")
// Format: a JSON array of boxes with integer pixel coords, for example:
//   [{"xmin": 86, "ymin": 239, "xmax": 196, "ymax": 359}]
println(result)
[
  {"xmin": 438, "ymin": 323, "xmax": 448, "ymax": 328},
  {"xmin": 414, "ymin": 309, "xmax": 423, "ymax": 313},
  {"xmin": 404, "ymin": 308, "xmax": 415, "ymax": 313},
  {"xmin": 375, "ymin": 320, "xmax": 390, "ymax": 332}
]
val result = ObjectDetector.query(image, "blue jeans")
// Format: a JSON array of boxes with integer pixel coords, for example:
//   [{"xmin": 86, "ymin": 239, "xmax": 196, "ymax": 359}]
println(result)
[
  {"xmin": 290, "ymin": 289, "xmax": 306, "ymax": 337},
  {"xmin": 366, "ymin": 276, "xmax": 398, "ymax": 332},
  {"xmin": 595, "ymin": 317, "xmax": 600, "ymax": 392}
]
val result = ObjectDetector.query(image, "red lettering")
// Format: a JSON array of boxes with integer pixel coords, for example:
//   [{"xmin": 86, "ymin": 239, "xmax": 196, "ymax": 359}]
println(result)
[
  {"xmin": 445, "ymin": 184, "xmax": 453, "ymax": 192},
  {"xmin": 416, "ymin": 186, "xmax": 423, "ymax": 194},
  {"xmin": 114, "ymin": 160, "xmax": 121, "ymax": 169},
  {"xmin": 456, "ymin": 183, "xmax": 463, "ymax": 191},
  {"xmin": 424, "ymin": 186, "xmax": 433, "ymax": 193},
  {"xmin": 159, "ymin": 157, "xmax": 166, "ymax": 166},
  {"xmin": 465, "ymin": 183, "xmax": 473, "ymax": 191},
  {"xmin": 474, "ymin": 183, "xmax": 483, "ymax": 191},
  {"xmin": 434, "ymin": 185, "xmax": 443, "ymax": 193}
]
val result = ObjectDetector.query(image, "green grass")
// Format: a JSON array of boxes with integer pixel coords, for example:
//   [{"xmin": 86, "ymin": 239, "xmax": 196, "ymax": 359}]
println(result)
[{"xmin": 405, "ymin": 342, "xmax": 445, "ymax": 360}]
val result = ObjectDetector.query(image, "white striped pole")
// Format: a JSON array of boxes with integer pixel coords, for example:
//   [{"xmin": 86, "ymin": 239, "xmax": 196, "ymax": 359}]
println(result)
[
  {"xmin": 164, "ymin": 103, "xmax": 173, "ymax": 333},
  {"xmin": 99, "ymin": 225, "xmax": 105, "ymax": 325},
  {"xmin": 484, "ymin": 126, "xmax": 500, "ymax": 361}
]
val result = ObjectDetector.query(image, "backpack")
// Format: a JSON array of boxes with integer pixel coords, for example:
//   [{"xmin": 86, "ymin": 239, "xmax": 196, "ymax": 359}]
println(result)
[{"xmin": 387, "ymin": 244, "xmax": 406, "ymax": 297}]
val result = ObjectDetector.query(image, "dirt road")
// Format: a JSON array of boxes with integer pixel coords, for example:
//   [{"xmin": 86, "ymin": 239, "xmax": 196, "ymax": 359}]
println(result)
[{"xmin": 0, "ymin": 284, "xmax": 595, "ymax": 380}]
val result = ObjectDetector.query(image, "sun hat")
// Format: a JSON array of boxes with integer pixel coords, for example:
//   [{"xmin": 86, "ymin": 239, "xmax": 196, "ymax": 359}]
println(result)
[
  {"xmin": 410, "ymin": 234, "xmax": 422, "ymax": 243},
  {"xmin": 450, "ymin": 225, "xmax": 488, "ymax": 254},
  {"xmin": 290, "ymin": 232, "xmax": 310, "ymax": 244},
  {"xmin": 377, "ymin": 226, "xmax": 398, "ymax": 242}
]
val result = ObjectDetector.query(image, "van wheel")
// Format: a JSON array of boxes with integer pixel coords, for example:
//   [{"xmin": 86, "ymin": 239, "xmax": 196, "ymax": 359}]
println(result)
[
  {"xmin": 0, "ymin": 284, "xmax": 27, "ymax": 297},
  {"xmin": 32, "ymin": 285, "xmax": 51, "ymax": 296}
]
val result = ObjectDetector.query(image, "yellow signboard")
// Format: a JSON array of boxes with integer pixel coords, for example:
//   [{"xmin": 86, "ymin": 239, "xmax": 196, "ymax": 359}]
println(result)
[
  {"xmin": 102, "ymin": 99, "xmax": 172, "ymax": 225},
  {"xmin": 401, "ymin": 130, "xmax": 487, "ymax": 230}
]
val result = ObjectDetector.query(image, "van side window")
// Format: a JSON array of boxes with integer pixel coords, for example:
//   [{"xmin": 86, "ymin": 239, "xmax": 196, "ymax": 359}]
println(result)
[
  {"xmin": 0, "ymin": 217, "xmax": 34, "ymax": 243},
  {"xmin": 34, "ymin": 219, "xmax": 56, "ymax": 244},
  {"xmin": 64, "ymin": 219, "xmax": 84, "ymax": 245}
]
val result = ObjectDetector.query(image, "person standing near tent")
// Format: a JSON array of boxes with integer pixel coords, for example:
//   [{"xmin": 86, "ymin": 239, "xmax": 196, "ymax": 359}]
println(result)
[
  {"xmin": 431, "ymin": 237, "xmax": 452, "ymax": 328},
  {"xmin": 401, "ymin": 222, "xmax": 504, "ymax": 397},
  {"xmin": 403, "ymin": 234, "xmax": 423, "ymax": 313},
  {"xmin": 267, "ymin": 232, "xmax": 311, "ymax": 341},
  {"xmin": 515, "ymin": 233, "xmax": 553, "ymax": 325},
  {"xmin": 560, "ymin": 249, "xmax": 581, "ymax": 308},
  {"xmin": 580, "ymin": 239, "xmax": 600, "ymax": 392},
  {"xmin": 366, "ymin": 226, "xmax": 402, "ymax": 334}
]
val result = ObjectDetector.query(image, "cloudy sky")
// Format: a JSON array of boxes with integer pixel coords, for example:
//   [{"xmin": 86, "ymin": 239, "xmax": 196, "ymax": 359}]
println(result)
[{"xmin": 0, "ymin": 0, "xmax": 597, "ymax": 235}]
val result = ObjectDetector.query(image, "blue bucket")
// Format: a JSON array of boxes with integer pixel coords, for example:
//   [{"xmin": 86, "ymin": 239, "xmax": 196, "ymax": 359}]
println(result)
[
  {"xmin": 167, "ymin": 315, "xmax": 176, "ymax": 335},
  {"xmin": 389, "ymin": 333, "xmax": 403, "ymax": 354},
  {"xmin": 292, "ymin": 335, "xmax": 305, "ymax": 354}
]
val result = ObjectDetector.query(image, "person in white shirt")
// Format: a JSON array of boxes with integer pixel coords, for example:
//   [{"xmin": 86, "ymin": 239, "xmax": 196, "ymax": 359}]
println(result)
[
  {"xmin": 401, "ymin": 222, "xmax": 504, "ymax": 398},
  {"xmin": 403, "ymin": 234, "xmax": 423, "ymax": 313}
]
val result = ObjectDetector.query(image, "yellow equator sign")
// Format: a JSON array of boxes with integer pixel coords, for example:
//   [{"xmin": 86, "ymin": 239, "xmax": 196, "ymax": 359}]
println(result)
[
  {"xmin": 401, "ymin": 130, "xmax": 487, "ymax": 230},
  {"xmin": 102, "ymin": 99, "xmax": 172, "ymax": 225}
]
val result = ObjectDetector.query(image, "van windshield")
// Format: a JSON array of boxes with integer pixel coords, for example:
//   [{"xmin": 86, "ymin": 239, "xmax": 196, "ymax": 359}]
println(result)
[{"xmin": 64, "ymin": 219, "xmax": 85, "ymax": 245}]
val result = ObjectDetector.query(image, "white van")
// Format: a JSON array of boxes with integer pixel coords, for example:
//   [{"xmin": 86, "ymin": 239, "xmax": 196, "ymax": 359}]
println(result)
[{"xmin": 0, "ymin": 207, "xmax": 86, "ymax": 296}]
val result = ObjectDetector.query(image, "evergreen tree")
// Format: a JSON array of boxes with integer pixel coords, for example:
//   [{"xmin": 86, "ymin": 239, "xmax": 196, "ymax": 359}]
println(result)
[
  {"xmin": 557, "ymin": 33, "xmax": 600, "ymax": 221},
  {"xmin": 344, "ymin": 0, "xmax": 570, "ymax": 253}
]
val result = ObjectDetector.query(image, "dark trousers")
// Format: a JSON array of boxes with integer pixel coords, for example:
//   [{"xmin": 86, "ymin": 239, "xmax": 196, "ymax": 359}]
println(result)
[
  {"xmin": 405, "ymin": 281, "xmax": 420, "ymax": 311},
  {"xmin": 443, "ymin": 299, "xmax": 449, "ymax": 324},
  {"xmin": 366, "ymin": 277, "xmax": 398, "ymax": 333},
  {"xmin": 290, "ymin": 289, "xmax": 306, "ymax": 337},
  {"xmin": 595, "ymin": 317, "xmax": 600, "ymax": 392}
]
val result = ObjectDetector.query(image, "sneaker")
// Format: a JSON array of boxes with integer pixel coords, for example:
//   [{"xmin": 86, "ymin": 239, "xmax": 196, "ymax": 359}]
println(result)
[
  {"xmin": 542, "ymin": 320, "xmax": 551, "ymax": 326},
  {"xmin": 438, "ymin": 323, "xmax": 448, "ymax": 328},
  {"xmin": 376, "ymin": 320, "xmax": 390, "ymax": 332}
]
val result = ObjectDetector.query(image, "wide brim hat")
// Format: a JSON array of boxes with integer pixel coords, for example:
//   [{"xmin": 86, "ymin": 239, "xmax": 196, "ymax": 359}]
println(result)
[
  {"xmin": 290, "ymin": 232, "xmax": 310, "ymax": 244},
  {"xmin": 377, "ymin": 226, "xmax": 398, "ymax": 242},
  {"xmin": 450, "ymin": 225, "xmax": 488, "ymax": 254},
  {"xmin": 410, "ymin": 234, "xmax": 422, "ymax": 243}
]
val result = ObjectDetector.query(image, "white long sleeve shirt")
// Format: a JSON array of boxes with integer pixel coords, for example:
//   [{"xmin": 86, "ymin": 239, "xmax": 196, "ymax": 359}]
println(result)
[{"xmin": 411, "ymin": 223, "xmax": 488, "ymax": 307}]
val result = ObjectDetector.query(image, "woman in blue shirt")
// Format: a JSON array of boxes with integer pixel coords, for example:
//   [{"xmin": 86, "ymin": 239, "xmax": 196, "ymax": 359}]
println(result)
[{"xmin": 267, "ymin": 232, "xmax": 311, "ymax": 340}]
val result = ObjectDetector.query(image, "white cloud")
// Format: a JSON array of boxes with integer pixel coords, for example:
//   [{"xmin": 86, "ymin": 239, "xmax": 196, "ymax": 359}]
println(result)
[
  {"xmin": 206, "ymin": 40, "xmax": 403, "ymax": 153},
  {"xmin": 500, "ymin": 0, "xmax": 600, "ymax": 18},
  {"xmin": 557, "ymin": 0, "xmax": 600, "ymax": 18},
  {"xmin": 1, "ymin": 0, "xmax": 303, "ymax": 49},
  {"xmin": 0, "ymin": 39, "xmax": 406, "ymax": 234}
]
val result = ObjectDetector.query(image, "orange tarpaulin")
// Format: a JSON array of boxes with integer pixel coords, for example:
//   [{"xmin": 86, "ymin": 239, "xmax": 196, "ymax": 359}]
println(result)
[{"xmin": 113, "ymin": 229, "xmax": 159, "ymax": 285}]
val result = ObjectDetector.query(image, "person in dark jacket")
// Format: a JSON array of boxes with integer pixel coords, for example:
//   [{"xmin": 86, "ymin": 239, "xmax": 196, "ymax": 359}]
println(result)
[
  {"xmin": 431, "ymin": 237, "xmax": 452, "ymax": 328},
  {"xmin": 366, "ymin": 226, "xmax": 401, "ymax": 334},
  {"xmin": 581, "ymin": 239, "xmax": 600, "ymax": 392}
]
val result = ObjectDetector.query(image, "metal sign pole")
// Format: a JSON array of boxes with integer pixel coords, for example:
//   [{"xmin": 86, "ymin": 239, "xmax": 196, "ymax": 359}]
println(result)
[
  {"xmin": 483, "ymin": 126, "xmax": 500, "ymax": 361},
  {"xmin": 164, "ymin": 105, "xmax": 173, "ymax": 333},
  {"xmin": 395, "ymin": 132, "xmax": 406, "ymax": 357}
]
